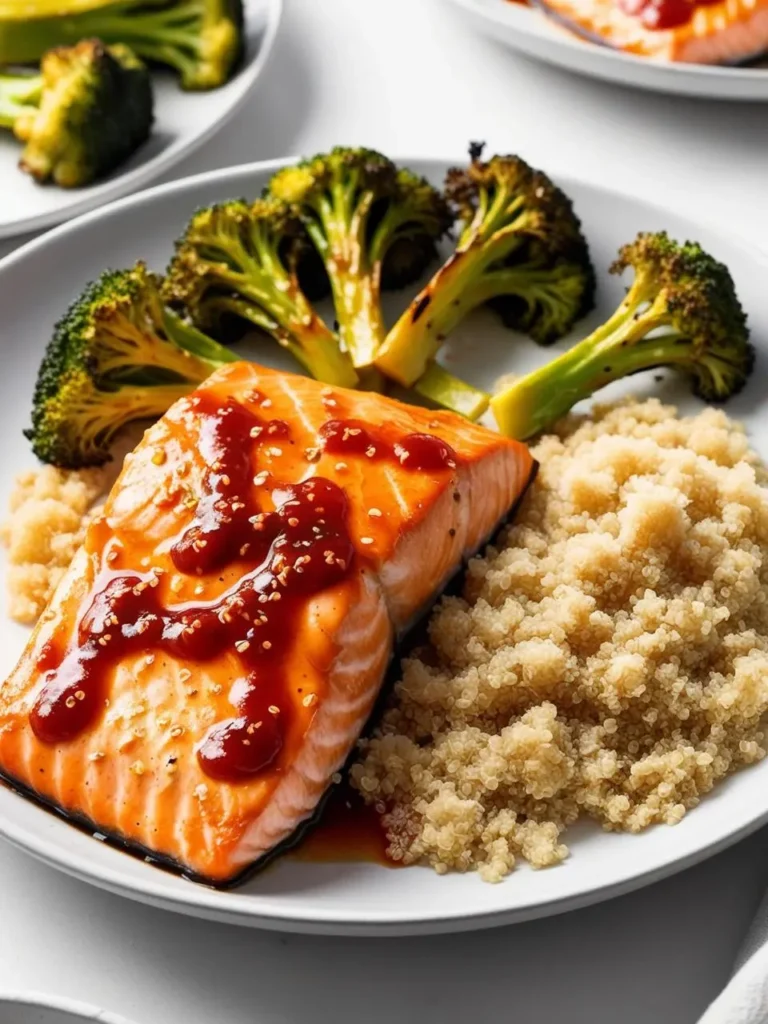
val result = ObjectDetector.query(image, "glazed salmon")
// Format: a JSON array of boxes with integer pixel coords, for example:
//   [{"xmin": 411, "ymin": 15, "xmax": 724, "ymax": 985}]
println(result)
[
  {"xmin": 0, "ymin": 362, "xmax": 535, "ymax": 884},
  {"xmin": 531, "ymin": 0, "xmax": 768, "ymax": 63}
]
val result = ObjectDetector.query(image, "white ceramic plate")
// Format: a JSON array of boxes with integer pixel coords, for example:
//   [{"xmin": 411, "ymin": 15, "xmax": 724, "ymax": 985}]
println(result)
[
  {"xmin": 0, "ymin": 993, "xmax": 138, "ymax": 1024},
  {"xmin": 0, "ymin": 0, "xmax": 281, "ymax": 239},
  {"xmin": 0, "ymin": 157, "xmax": 767, "ymax": 936},
  {"xmin": 446, "ymin": 0, "xmax": 768, "ymax": 100}
]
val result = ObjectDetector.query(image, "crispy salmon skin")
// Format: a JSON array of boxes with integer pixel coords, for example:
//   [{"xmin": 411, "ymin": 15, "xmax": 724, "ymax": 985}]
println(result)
[
  {"xmin": 0, "ymin": 362, "xmax": 535, "ymax": 884},
  {"xmin": 531, "ymin": 0, "xmax": 768, "ymax": 63}
]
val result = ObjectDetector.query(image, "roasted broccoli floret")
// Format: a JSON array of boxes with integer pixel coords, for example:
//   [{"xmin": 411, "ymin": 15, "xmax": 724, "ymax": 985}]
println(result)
[
  {"xmin": 163, "ymin": 197, "xmax": 359, "ymax": 388},
  {"xmin": 0, "ymin": 0, "xmax": 242, "ymax": 90},
  {"xmin": 491, "ymin": 232, "xmax": 754, "ymax": 439},
  {"xmin": 375, "ymin": 146, "xmax": 595, "ymax": 396},
  {"xmin": 0, "ymin": 39, "xmax": 152, "ymax": 187},
  {"xmin": 266, "ymin": 148, "xmax": 453, "ymax": 382},
  {"xmin": 26, "ymin": 262, "xmax": 238, "ymax": 468}
]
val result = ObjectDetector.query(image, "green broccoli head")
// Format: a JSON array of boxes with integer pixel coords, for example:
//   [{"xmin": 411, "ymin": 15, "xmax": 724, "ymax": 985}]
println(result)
[
  {"xmin": 0, "ymin": 39, "xmax": 153, "ymax": 188},
  {"xmin": 267, "ymin": 148, "xmax": 450, "ymax": 375},
  {"xmin": 490, "ymin": 231, "xmax": 754, "ymax": 440},
  {"xmin": 443, "ymin": 146, "xmax": 595, "ymax": 343},
  {"xmin": 610, "ymin": 232, "xmax": 752, "ymax": 401},
  {"xmin": 374, "ymin": 145, "xmax": 594, "ymax": 391},
  {"xmin": 164, "ymin": 196, "xmax": 359, "ymax": 388},
  {"xmin": 0, "ymin": 0, "xmax": 243, "ymax": 91},
  {"xmin": 25, "ymin": 262, "xmax": 236, "ymax": 467}
]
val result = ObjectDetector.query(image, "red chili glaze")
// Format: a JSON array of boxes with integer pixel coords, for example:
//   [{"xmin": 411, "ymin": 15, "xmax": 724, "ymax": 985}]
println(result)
[
  {"xmin": 320, "ymin": 420, "xmax": 458, "ymax": 472},
  {"xmin": 170, "ymin": 399, "xmax": 266, "ymax": 576},
  {"xmin": 319, "ymin": 419, "xmax": 382, "ymax": 458},
  {"xmin": 394, "ymin": 434, "xmax": 458, "ymax": 472},
  {"xmin": 618, "ymin": 0, "xmax": 719, "ymax": 30},
  {"xmin": 31, "ymin": 475, "xmax": 354, "ymax": 776},
  {"xmin": 30, "ymin": 402, "xmax": 459, "ymax": 784}
]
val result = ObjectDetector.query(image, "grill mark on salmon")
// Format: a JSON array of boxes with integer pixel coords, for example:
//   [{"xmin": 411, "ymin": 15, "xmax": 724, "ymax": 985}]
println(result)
[{"xmin": 0, "ymin": 362, "xmax": 535, "ymax": 884}]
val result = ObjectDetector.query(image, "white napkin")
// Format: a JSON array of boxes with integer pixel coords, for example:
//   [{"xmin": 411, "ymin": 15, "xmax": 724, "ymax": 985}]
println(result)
[{"xmin": 700, "ymin": 891, "xmax": 768, "ymax": 1023}]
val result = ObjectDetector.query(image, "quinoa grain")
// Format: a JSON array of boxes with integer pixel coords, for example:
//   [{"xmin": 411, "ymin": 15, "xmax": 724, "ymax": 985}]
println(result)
[{"xmin": 351, "ymin": 400, "xmax": 768, "ymax": 882}]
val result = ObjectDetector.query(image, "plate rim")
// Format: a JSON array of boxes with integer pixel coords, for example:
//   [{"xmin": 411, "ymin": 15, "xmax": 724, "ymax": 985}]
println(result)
[
  {"xmin": 0, "ymin": 992, "xmax": 139, "ymax": 1023},
  {"xmin": 0, "ymin": 0, "xmax": 283, "ymax": 240},
  {"xmin": 444, "ymin": 0, "xmax": 768, "ymax": 98},
  {"xmin": 1, "ymin": 156, "xmax": 768, "ymax": 935}
]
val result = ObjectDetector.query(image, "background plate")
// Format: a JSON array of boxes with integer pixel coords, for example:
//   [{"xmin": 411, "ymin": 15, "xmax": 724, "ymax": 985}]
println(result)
[
  {"xmin": 445, "ymin": 0, "xmax": 768, "ymax": 100},
  {"xmin": 0, "ymin": 993, "xmax": 138, "ymax": 1024},
  {"xmin": 0, "ymin": 0, "xmax": 282, "ymax": 239},
  {"xmin": 0, "ymin": 158, "xmax": 766, "ymax": 935}
]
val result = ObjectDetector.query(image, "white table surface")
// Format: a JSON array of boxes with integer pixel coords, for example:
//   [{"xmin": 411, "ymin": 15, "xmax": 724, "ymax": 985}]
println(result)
[{"xmin": 2, "ymin": 0, "xmax": 768, "ymax": 1021}]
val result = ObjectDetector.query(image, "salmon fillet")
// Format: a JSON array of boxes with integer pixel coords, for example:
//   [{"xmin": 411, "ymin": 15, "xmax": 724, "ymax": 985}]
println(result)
[
  {"xmin": 0, "ymin": 362, "xmax": 535, "ymax": 884},
  {"xmin": 530, "ymin": 0, "xmax": 768, "ymax": 62}
]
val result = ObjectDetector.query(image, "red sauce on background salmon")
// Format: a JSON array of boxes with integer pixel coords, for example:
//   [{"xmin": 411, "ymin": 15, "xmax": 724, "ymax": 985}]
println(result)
[{"xmin": 620, "ymin": 0, "xmax": 719, "ymax": 30}]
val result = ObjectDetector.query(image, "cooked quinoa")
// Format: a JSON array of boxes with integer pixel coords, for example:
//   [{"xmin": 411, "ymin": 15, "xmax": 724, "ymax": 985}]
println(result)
[
  {"xmin": 0, "ymin": 465, "xmax": 108, "ymax": 624},
  {"xmin": 0, "ymin": 433, "xmax": 140, "ymax": 624},
  {"xmin": 351, "ymin": 399, "xmax": 768, "ymax": 882}
]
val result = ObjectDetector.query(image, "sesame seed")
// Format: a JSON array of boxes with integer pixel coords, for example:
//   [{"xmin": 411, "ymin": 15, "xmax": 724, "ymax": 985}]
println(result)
[
  {"xmin": 151, "ymin": 448, "xmax": 166, "ymax": 466},
  {"xmin": 88, "ymin": 751, "xmax": 105, "ymax": 762},
  {"xmin": 75, "ymin": 690, "xmax": 85, "ymax": 701},
  {"xmin": 262, "ymin": 641, "xmax": 272, "ymax": 651},
  {"xmin": 335, "ymin": 461, "xmax": 348, "ymax": 472},
  {"xmin": 365, "ymin": 446, "xmax": 377, "ymax": 458},
  {"xmin": 209, "ymin": 683, "xmax": 223, "ymax": 695},
  {"xmin": 268, "ymin": 447, "xmax": 283, "ymax": 457},
  {"xmin": 305, "ymin": 447, "xmax": 321, "ymax": 462},
  {"xmin": 261, "ymin": 398, "xmax": 273, "ymax": 409},
  {"xmin": 360, "ymin": 537, "xmax": 374, "ymax": 545},
  {"xmin": 157, "ymin": 714, "xmax": 171, "ymax": 727},
  {"xmin": 288, "ymin": 517, "xmax": 299, "ymax": 527},
  {"xmin": 64, "ymin": 696, "xmax": 76, "ymax": 709},
  {"xmin": 195, "ymin": 784, "xmax": 208, "ymax": 800},
  {"xmin": 170, "ymin": 726, "xmax": 184, "ymax": 738},
  {"xmin": 368, "ymin": 508, "xmax": 382, "ymax": 517},
  {"xmin": 302, "ymin": 693, "xmax": 318, "ymax": 707},
  {"xmin": 170, "ymin": 575, "xmax": 184, "ymax": 594},
  {"xmin": 179, "ymin": 668, "xmax": 191, "ymax": 682},
  {"xmin": 268, "ymin": 705, "xmax": 280, "ymax": 715},
  {"xmin": 235, "ymin": 640, "xmax": 251, "ymax": 653},
  {"xmin": 253, "ymin": 471, "xmax": 269, "ymax": 487},
  {"xmin": 250, "ymin": 426, "xmax": 263, "ymax": 438},
  {"xmin": 331, "ymin": 772, "xmax": 342, "ymax": 784},
  {"xmin": 130, "ymin": 760, "xmax": 146, "ymax": 776}
]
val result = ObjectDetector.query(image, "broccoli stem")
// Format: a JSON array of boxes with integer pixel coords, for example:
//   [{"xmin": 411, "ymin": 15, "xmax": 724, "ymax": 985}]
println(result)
[
  {"xmin": 77, "ymin": 380, "xmax": 199, "ymax": 451},
  {"xmin": 0, "ymin": 72, "xmax": 42, "ymax": 129},
  {"xmin": 375, "ymin": 237, "xmax": 545, "ymax": 387},
  {"xmin": 0, "ymin": 1, "xmax": 202, "ymax": 72},
  {"xmin": 412, "ymin": 362, "xmax": 490, "ymax": 420},
  {"xmin": 162, "ymin": 307, "xmax": 238, "ymax": 366},
  {"xmin": 209, "ymin": 295, "xmax": 358, "ymax": 389},
  {"xmin": 301, "ymin": 186, "xmax": 386, "ymax": 375},
  {"xmin": 489, "ymin": 295, "xmax": 691, "ymax": 439}
]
